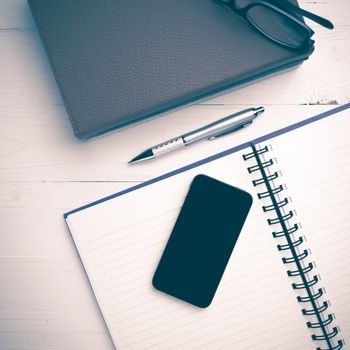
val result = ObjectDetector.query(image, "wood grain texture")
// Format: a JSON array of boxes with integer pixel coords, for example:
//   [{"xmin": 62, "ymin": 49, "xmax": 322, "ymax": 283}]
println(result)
[{"xmin": 0, "ymin": 0, "xmax": 349, "ymax": 349}]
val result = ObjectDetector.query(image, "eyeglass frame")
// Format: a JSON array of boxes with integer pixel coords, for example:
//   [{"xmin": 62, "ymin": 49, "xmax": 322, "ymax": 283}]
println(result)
[{"xmin": 220, "ymin": 0, "xmax": 316, "ymax": 51}]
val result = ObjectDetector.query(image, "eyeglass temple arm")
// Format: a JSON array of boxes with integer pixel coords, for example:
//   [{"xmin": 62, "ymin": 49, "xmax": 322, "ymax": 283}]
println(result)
[{"xmin": 276, "ymin": 0, "xmax": 334, "ymax": 29}]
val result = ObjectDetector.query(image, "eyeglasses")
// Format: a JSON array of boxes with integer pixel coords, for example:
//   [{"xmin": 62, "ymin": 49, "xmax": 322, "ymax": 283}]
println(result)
[{"xmin": 219, "ymin": 0, "xmax": 334, "ymax": 50}]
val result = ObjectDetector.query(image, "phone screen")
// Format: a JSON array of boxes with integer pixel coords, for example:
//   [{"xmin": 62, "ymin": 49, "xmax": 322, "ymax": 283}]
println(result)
[{"xmin": 152, "ymin": 174, "xmax": 253, "ymax": 308}]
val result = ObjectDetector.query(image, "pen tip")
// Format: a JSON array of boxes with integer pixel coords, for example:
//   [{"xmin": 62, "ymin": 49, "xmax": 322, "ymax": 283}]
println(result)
[{"xmin": 128, "ymin": 148, "xmax": 154, "ymax": 164}]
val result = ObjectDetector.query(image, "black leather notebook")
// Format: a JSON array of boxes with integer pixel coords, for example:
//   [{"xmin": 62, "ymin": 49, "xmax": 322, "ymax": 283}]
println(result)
[{"xmin": 28, "ymin": 0, "xmax": 312, "ymax": 139}]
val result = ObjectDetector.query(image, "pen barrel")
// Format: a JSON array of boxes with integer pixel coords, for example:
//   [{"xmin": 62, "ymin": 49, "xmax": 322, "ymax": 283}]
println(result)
[
  {"xmin": 183, "ymin": 108, "xmax": 258, "ymax": 144},
  {"xmin": 152, "ymin": 137, "xmax": 185, "ymax": 157}
]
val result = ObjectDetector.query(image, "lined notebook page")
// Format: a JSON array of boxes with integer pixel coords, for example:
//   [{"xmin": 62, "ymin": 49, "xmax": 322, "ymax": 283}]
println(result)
[
  {"xmin": 260, "ymin": 108, "xmax": 350, "ymax": 346},
  {"xmin": 66, "ymin": 149, "xmax": 315, "ymax": 349}
]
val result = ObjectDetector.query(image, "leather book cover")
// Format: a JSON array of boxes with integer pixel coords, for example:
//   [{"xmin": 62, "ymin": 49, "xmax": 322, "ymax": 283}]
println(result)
[{"xmin": 28, "ymin": 0, "xmax": 312, "ymax": 139}]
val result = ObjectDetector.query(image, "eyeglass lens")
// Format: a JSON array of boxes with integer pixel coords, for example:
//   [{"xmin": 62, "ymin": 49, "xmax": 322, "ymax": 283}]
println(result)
[{"xmin": 246, "ymin": 4, "xmax": 310, "ymax": 48}]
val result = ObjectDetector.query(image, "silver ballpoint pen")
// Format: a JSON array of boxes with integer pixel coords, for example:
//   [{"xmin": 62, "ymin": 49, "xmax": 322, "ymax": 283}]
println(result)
[{"xmin": 128, "ymin": 106, "xmax": 264, "ymax": 164}]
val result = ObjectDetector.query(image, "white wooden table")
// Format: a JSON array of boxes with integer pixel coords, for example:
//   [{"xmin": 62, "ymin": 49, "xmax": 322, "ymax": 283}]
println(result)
[{"xmin": 1, "ymin": 1, "xmax": 349, "ymax": 349}]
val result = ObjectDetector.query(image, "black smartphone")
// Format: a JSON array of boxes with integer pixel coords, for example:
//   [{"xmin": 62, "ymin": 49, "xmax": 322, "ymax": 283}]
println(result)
[{"xmin": 152, "ymin": 174, "xmax": 253, "ymax": 308}]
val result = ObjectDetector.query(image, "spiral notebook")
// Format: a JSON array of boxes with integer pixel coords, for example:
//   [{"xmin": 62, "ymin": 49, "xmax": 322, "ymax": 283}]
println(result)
[{"xmin": 65, "ymin": 104, "xmax": 349, "ymax": 350}]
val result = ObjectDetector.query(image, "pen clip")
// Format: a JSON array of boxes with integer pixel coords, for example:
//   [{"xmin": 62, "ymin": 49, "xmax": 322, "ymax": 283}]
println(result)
[{"xmin": 208, "ymin": 121, "xmax": 253, "ymax": 140}]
